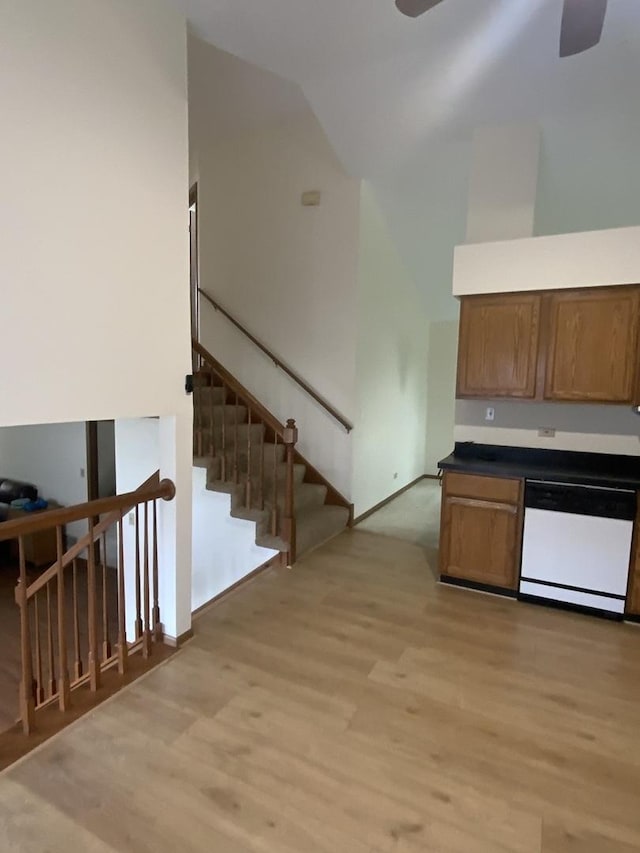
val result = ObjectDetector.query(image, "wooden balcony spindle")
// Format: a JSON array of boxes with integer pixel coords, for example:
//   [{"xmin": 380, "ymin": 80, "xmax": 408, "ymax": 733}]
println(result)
[
  {"xmin": 46, "ymin": 583, "xmax": 56, "ymax": 698},
  {"xmin": 101, "ymin": 530, "xmax": 111, "ymax": 661},
  {"xmin": 87, "ymin": 520, "xmax": 101, "ymax": 691},
  {"xmin": 246, "ymin": 407, "xmax": 252, "ymax": 508},
  {"xmin": 152, "ymin": 500, "xmax": 162, "ymax": 642},
  {"xmin": 134, "ymin": 504, "xmax": 142, "ymax": 639},
  {"xmin": 209, "ymin": 380, "xmax": 215, "ymax": 458},
  {"xmin": 72, "ymin": 558, "xmax": 83, "ymax": 680},
  {"xmin": 234, "ymin": 391, "xmax": 239, "ymax": 484},
  {"xmin": 259, "ymin": 421, "xmax": 265, "ymax": 511},
  {"xmin": 56, "ymin": 526, "xmax": 70, "ymax": 711},
  {"xmin": 272, "ymin": 434, "xmax": 279, "ymax": 537},
  {"xmin": 116, "ymin": 515, "xmax": 128, "ymax": 675},
  {"xmin": 283, "ymin": 419, "xmax": 298, "ymax": 566},
  {"xmin": 33, "ymin": 592, "xmax": 44, "ymax": 705},
  {"xmin": 196, "ymin": 370, "xmax": 203, "ymax": 458},
  {"xmin": 16, "ymin": 537, "xmax": 35, "ymax": 733},
  {"xmin": 221, "ymin": 382, "xmax": 227, "ymax": 480},
  {"xmin": 142, "ymin": 502, "xmax": 152, "ymax": 658}
]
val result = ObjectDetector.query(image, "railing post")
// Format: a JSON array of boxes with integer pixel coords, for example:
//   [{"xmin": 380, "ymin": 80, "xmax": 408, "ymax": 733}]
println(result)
[
  {"xmin": 56, "ymin": 526, "xmax": 71, "ymax": 712},
  {"xmin": 117, "ymin": 515, "xmax": 128, "ymax": 675},
  {"xmin": 282, "ymin": 419, "xmax": 298, "ymax": 567},
  {"xmin": 16, "ymin": 538, "xmax": 35, "ymax": 734},
  {"xmin": 87, "ymin": 518, "xmax": 101, "ymax": 691}
]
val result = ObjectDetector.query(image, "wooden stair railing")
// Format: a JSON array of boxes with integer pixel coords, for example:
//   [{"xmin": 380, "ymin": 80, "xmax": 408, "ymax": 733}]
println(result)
[
  {"xmin": 198, "ymin": 288, "xmax": 353, "ymax": 433},
  {"xmin": 0, "ymin": 471, "xmax": 175, "ymax": 735},
  {"xmin": 193, "ymin": 340, "xmax": 300, "ymax": 565}
]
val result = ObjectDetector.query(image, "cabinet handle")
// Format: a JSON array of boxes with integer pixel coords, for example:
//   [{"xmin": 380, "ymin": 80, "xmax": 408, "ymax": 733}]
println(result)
[{"xmin": 447, "ymin": 497, "xmax": 518, "ymax": 513}]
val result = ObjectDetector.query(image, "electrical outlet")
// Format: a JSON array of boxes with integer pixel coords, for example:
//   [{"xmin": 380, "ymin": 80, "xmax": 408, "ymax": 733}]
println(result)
[
  {"xmin": 538, "ymin": 427, "xmax": 556, "ymax": 438},
  {"xmin": 485, "ymin": 407, "xmax": 495, "ymax": 422}
]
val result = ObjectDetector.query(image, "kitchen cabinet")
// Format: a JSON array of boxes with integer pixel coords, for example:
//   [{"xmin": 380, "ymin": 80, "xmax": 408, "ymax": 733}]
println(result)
[
  {"xmin": 456, "ymin": 293, "xmax": 541, "ymax": 398},
  {"xmin": 544, "ymin": 286, "xmax": 640, "ymax": 403},
  {"xmin": 456, "ymin": 284, "xmax": 640, "ymax": 404},
  {"xmin": 439, "ymin": 472, "xmax": 522, "ymax": 592}
]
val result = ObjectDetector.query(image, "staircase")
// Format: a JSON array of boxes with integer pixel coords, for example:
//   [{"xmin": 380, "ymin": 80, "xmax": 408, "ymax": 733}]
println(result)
[{"xmin": 192, "ymin": 342, "xmax": 352, "ymax": 564}]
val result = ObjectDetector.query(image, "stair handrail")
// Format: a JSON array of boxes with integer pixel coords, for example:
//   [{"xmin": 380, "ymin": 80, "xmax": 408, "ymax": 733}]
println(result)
[
  {"xmin": 2, "ymin": 470, "xmax": 176, "ymax": 735},
  {"xmin": 198, "ymin": 288, "xmax": 353, "ymax": 433}
]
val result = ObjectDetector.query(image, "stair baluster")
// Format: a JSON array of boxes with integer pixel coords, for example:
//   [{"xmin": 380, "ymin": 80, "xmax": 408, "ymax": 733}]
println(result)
[
  {"xmin": 246, "ymin": 407, "xmax": 252, "ymax": 508},
  {"xmin": 259, "ymin": 422, "xmax": 265, "ymax": 511},
  {"xmin": 209, "ymin": 376, "xmax": 215, "ymax": 458},
  {"xmin": 221, "ymin": 382, "xmax": 227, "ymax": 480},
  {"xmin": 56, "ymin": 526, "xmax": 70, "ymax": 711},
  {"xmin": 283, "ymin": 419, "xmax": 298, "ymax": 566},
  {"xmin": 272, "ymin": 434, "xmax": 278, "ymax": 537},
  {"xmin": 234, "ymin": 391, "xmax": 239, "ymax": 484}
]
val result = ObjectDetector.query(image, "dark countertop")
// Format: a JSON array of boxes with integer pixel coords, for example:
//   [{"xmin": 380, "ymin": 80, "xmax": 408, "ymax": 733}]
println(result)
[{"xmin": 438, "ymin": 443, "xmax": 640, "ymax": 491}]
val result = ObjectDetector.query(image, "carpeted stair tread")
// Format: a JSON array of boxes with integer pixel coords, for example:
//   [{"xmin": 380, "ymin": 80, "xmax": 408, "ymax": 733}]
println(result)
[{"xmin": 295, "ymin": 505, "xmax": 350, "ymax": 558}]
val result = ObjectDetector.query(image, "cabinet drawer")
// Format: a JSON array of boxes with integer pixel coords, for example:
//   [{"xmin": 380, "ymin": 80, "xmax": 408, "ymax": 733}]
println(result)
[{"xmin": 444, "ymin": 472, "xmax": 521, "ymax": 505}]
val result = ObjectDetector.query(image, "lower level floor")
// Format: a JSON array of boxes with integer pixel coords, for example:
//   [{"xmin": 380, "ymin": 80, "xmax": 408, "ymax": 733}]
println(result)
[{"xmin": 2, "ymin": 519, "xmax": 640, "ymax": 853}]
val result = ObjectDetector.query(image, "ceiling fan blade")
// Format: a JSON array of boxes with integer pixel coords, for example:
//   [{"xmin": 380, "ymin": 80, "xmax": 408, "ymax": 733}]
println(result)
[
  {"xmin": 395, "ymin": 0, "xmax": 445, "ymax": 19},
  {"xmin": 560, "ymin": 0, "xmax": 607, "ymax": 57}
]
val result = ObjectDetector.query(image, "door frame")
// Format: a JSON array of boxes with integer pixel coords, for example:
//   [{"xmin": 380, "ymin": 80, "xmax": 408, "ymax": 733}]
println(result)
[{"xmin": 189, "ymin": 183, "xmax": 200, "ymax": 364}]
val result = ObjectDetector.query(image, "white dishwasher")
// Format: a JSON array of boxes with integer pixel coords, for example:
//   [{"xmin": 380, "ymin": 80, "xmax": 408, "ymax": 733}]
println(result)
[{"xmin": 519, "ymin": 480, "xmax": 635, "ymax": 618}]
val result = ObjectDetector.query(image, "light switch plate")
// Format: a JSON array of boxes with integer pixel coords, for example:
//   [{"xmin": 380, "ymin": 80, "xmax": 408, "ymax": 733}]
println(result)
[
  {"xmin": 485, "ymin": 407, "xmax": 495, "ymax": 422},
  {"xmin": 301, "ymin": 190, "xmax": 321, "ymax": 206}
]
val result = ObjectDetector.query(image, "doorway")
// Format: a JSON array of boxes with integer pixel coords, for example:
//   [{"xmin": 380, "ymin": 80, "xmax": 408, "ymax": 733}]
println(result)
[{"xmin": 85, "ymin": 420, "xmax": 116, "ymax": 501}]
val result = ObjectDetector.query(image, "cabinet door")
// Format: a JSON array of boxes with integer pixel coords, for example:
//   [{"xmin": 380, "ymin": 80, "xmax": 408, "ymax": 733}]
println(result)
[
  {"xmin": 440, "ymin": 496, "xmax": 519, "ymax": 590},
  {"xmin": 457, "ymin": 293, "xmax": 541, "ymax": 398},
  {"xmin": 545, "ymin": 286, "xmax": 640, "ymax": 403}
]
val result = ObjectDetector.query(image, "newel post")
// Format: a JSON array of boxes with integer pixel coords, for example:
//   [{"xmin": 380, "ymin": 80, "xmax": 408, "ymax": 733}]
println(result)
[{"xmin": 283, "ymin": 419, "xmax": 298, "ymax": 567}]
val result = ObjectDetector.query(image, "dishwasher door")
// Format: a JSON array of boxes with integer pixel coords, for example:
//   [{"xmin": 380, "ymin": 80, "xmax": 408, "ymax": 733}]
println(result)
[{"xmin": 519, "ymin": 481, "xmax": 635, "ymax": 617}]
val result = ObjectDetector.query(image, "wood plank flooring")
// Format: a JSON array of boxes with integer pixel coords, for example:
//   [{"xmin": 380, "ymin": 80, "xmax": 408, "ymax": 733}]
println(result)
[{"xmin": 2, "ymin": 527, "xmax": 640, "ymax": 852}]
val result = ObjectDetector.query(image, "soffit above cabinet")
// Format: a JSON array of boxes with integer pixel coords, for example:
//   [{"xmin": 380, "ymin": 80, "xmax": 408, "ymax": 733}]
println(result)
[{"xmin": 453, "ymin": 225, "xmax": 640, "ymax": 298}]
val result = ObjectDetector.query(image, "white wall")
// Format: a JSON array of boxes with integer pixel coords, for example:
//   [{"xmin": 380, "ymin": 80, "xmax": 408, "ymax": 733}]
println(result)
[
  {"xmin": 465, "ymin": 124, "xmax": 539, "ymax": 244},
  {"xmin": 0, "ymin": 422, "xmax": 88, "ymax": 540},
  {"xmin": 191, "ymin": 467, "xmax": 277, "ymax": 612},
  {"xmin": 425, "ymin": 320, "xmax": 458, "ymax": 474},
  {"xmin": 1, "ymin": 0, "xmax": 193, "ymax": 637},
  {"xmin": 352, "ymin": 183, "xmax": 429, "ymax": 516},
  {"xmin": 535, "ymin": 110, "xmax": 640, "ymax": 237},
  {"xmin": 191, "ymin": 41, "xmax": 361, "ymax": 496}
]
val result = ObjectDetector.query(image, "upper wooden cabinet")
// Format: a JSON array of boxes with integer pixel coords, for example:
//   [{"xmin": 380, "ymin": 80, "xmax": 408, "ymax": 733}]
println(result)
[
  {"xmin": 456, "ymin": 293, "xmax": 541, "ymax": 398},
  {"xmin": 456, "ymin": 284, "xmax": 640, "ymax": 404},
  {"xmin": 544, "ymin": 287, "xmax": 640, "ymax": 403}
]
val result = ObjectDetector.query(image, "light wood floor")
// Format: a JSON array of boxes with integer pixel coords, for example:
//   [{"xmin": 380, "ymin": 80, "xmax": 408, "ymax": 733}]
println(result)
[{"xmin": 2, "ymin": 527, "xmax": 640, "ymax": 852}]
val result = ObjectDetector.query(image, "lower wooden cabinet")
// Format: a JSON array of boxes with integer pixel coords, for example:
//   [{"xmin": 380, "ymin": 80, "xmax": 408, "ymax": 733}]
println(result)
[{"xmin": 439, "ymin": 472, "xmax": 523, "ymax": 592}]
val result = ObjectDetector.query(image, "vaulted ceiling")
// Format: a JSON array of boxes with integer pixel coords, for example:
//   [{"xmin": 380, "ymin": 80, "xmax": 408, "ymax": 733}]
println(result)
[
  {"xmin": 177, "ymin": 0, "xmax": 639, "ymax": 174},
  {"xmin": 176, "ymin": 0, "xmax": 640, "ymax": 318}
]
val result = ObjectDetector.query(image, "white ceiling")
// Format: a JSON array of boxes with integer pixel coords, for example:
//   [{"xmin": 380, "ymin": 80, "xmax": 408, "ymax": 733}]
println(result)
[{"xmin": 177, "ymin": 0, "xmax": 640, "ymax": 175}]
